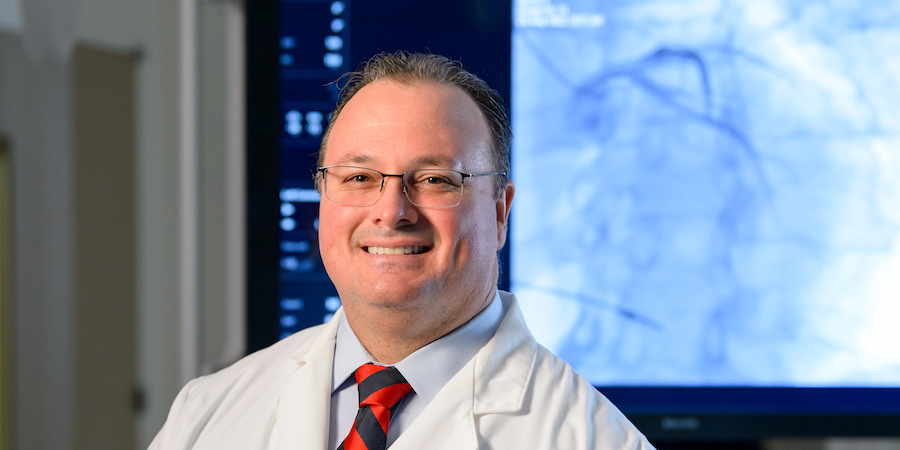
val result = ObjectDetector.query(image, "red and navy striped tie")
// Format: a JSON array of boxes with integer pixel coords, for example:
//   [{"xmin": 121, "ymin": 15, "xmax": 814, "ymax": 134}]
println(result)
[{"xmin": 338, "ymin": 364, "xmax": 412, "ymax": 450}]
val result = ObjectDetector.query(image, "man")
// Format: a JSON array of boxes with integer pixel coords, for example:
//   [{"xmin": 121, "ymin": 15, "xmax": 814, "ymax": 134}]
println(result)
[{"xmin": 151, "ymin": 52, "xmax": 653, "ymax": 449}]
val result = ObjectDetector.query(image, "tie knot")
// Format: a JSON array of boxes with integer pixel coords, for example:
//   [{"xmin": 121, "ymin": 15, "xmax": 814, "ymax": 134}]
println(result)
[
  {"xmin": 355, "ymin": 364, "xmax": 412, "ymax": 410},
  {"xmin": 338, "ymin": 364, "xmax": 413, "ymax": 450}
]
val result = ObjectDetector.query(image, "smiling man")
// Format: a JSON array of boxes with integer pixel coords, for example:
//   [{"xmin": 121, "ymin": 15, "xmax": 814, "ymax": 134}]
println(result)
[{"xmin": 151, "ymin": 52, "xmax": 653, "ymax": 450}]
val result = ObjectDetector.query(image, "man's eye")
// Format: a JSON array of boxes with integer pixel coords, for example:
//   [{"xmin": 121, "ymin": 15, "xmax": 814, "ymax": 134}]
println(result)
[
  {"xmin": 424, "ymin": 176, "xmax": 450, "ymax": 185},
  {"xmin": 347, "ymin": 174, "xmax": 372, "ymax": 183},
  {"xmin": 413, "ymin": 173, "xmax": 460, "ymax": 191},
  {"xmin": 413, "ymin": 172, "xmax": 457, "ymax": 184},
  {"xmin": 415, "ymin": 175, "xmax": 454, "ymax": 187}
]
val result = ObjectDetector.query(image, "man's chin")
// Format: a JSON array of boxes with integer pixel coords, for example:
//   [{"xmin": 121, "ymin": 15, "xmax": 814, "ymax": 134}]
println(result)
[
  {"xmin": 369, "ymin": 288, "xmax": 426, "ymax": 306},
  {"xmin": 348, "ymin": 281, "xmax": 434, "ymax": 311}
]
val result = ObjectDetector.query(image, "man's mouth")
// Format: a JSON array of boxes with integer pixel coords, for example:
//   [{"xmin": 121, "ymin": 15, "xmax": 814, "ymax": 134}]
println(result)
[{"xmin": 365, "ymin": 245, "xmax": 428, "ymax": 255}]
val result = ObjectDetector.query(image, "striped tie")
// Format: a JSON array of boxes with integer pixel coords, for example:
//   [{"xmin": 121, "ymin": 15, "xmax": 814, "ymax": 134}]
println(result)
[{"xmin": 338, "ymin": 364, "xmax": 412, "ymax": 450}]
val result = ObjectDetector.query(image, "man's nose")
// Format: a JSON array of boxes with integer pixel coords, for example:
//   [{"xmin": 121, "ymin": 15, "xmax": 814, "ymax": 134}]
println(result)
[{"xmin": 373, "ymin": 175, "xmax": 417, "ymax": 225}]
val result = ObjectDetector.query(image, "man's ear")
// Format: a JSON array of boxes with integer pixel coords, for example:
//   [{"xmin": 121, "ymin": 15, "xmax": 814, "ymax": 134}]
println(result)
[{"xmin": 495, "ymin": 180, "xmax": 515, "ymax": 250}]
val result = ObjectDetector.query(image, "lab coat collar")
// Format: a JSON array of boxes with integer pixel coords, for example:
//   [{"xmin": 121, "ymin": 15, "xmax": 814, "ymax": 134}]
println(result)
[{"xmin": 472, "ymin": 291, "xmax": 538, "ymax": 415}]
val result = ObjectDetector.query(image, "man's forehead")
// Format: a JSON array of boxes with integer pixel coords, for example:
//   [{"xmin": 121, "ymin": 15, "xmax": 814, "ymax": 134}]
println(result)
[{"xmin": 323, "ymin": 79, "xmax": 492, "ymax": 170}]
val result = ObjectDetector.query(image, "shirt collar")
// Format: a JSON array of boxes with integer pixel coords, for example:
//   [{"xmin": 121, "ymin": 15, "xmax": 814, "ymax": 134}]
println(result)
[
  {"xmin": 331, "ymin": 312, "xmax": 373, "ymax": 392},
  {"xmin": 332, "ymin": 290, "xmax": 504, "ymax": 405}
]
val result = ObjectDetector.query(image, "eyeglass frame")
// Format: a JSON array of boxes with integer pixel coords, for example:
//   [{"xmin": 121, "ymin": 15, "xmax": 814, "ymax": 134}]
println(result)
[{"xmin": 316, "ymin": 165, "xmax": 507, "ymax": 208}]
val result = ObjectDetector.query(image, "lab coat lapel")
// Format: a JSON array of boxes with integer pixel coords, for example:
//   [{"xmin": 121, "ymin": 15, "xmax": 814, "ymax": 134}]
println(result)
[
  {"xmin": 269, "ymin": 309, "xmax": 341, "ymax": 450},
  {"xmin": 390, "ymin": 293, "xmax": 537, "ymax": 450}
]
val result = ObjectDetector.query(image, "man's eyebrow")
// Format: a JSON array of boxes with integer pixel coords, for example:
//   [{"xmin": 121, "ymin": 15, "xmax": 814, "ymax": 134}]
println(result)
[
  {"xmin": 412, "ymin": 155, "xmax": 454, "ymax": 168},
  {"xmin": 334, "ymin": 153, "xmax": 374, "ymax": 166},
  {"xmin": 333, "ymin": 153, "xmax": 457, "ymax": 169}
]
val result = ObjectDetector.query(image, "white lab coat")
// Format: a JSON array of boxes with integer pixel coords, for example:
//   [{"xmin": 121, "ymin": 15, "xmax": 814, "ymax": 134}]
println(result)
[{"xmin": 150, "ymin": 292, "xmax": 654, "ymax": 449}]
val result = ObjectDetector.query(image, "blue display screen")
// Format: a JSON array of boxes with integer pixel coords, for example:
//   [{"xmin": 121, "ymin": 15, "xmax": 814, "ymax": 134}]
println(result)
[{"xmin": 511, "ymin": 0, "xmax": 900, "ymax": 396}]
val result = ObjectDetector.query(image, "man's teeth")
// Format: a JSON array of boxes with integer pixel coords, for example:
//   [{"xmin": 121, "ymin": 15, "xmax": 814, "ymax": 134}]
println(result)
[{"xmin": 366, "ymin": 246, "xmax": 425, "ymax": 255}]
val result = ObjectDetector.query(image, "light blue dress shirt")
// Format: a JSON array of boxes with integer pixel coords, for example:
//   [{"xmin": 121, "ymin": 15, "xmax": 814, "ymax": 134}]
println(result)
[{"xmin": 327, "ymin": 290, "xmax": 504, "ymax": 450}]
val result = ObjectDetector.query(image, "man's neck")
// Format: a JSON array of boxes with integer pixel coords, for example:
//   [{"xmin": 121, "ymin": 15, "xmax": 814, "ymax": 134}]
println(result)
[{"xmin": 343, "ymin": 287, "xmax": 496, "ymax": 364}]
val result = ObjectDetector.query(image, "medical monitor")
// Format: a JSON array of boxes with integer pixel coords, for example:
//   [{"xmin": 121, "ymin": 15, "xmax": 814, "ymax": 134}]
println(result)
[{"xmin": 247, "ymin": 0, "xmax": 900, "ymax": 441}]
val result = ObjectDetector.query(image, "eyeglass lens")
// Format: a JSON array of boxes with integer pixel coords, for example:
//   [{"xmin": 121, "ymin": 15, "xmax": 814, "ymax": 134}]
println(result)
[{"xmin": 322, "ymin": 166, "xmax": 465, "ymax": 208}]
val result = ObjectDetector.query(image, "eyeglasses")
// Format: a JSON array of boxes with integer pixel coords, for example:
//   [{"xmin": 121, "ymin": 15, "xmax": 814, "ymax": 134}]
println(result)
[{"xmin": 317, "ymin": 165, "xmax": 506, "ymax": 208}]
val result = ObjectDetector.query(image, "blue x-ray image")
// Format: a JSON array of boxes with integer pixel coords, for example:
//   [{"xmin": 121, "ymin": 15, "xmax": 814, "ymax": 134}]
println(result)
[{"xmin": 511, "ymin": 0, "xmax": 900, "ymax": 386}]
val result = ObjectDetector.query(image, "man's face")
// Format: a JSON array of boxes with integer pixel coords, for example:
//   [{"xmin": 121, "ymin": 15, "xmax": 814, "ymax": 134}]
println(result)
[{"xmin": 318, "ymin": 80, "xmax": 513, "ymax": 326}]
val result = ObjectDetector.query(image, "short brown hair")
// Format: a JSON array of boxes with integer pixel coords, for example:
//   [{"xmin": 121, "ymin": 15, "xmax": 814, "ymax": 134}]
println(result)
[{"xmin": 317, "ymin": 51, "xmax": 511, "ymax": 197}]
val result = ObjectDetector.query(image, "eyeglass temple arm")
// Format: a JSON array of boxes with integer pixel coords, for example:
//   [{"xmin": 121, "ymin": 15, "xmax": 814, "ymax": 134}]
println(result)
[{"xmin": 461, "ymin": 171, "xmax": 506, "ymax": 180}]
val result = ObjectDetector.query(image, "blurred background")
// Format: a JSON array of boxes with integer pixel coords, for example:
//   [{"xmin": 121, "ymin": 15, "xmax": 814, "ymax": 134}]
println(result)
[{"xmin": 0, "ymin": 0, "xmax": 244, "ymax": 447}]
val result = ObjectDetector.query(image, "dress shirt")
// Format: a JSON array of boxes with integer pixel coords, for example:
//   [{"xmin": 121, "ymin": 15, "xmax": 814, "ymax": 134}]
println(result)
[{"xmin": 327, "ymin": 290, "xmax": 504, "ymax": 450}]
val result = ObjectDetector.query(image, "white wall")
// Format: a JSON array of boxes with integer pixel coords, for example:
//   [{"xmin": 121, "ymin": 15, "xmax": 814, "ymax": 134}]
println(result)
[
  {"xmin": 0, "ymin": 0, "xmax": 20, "ymax": 33},
  {"xmin": 0, "ymin": 32, "xmax": 78, "ymax": 450}
]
